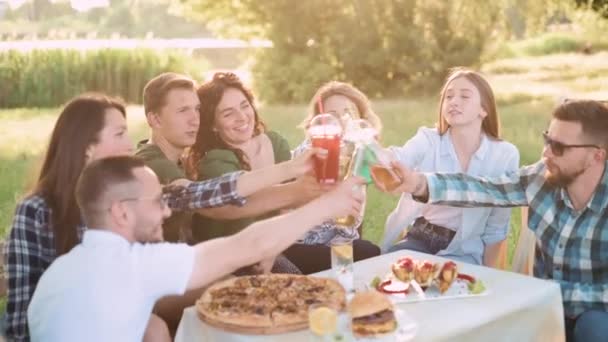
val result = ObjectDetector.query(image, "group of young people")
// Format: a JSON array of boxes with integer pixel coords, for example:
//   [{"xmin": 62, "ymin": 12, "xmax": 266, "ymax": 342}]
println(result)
[{"xmin": 2, "ymin": 67, "xmax": 607, "ymax": 342}]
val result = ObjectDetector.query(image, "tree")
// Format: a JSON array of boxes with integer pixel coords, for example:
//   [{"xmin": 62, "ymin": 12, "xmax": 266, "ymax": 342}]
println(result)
[
  {"xmin": 575, "ymin": 0, "xmax": 608, "ymax": 17},
  {"xmin": 185, "ymin": 0, "xmax": 508, "ymax": 102}
]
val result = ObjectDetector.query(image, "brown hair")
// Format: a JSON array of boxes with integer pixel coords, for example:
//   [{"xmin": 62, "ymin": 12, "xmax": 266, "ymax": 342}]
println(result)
[
  {"xmin": 76, "ymin": 156, "xmax": 145, "ymax": 228},
  {"xmin": 437, "ymin": 68, "xmax": 501, "ymax": 139},
  {"xmin": 34, "ymin": 93, "xmax": 126, "ymax": 255},
  {"xmin": 143, "ymin": 72, "xmax": 197, "ymax": 115},
  {"xmin": 301, "ymin": 81, "xmax": 383, "ymax": 133},
  {"xmin": 553, "ymin": 100, "xmax": 608, "ymax": 152},
  {"xmin": 186, "ymin": 72, "xmax": 266, "ymax": 178}
]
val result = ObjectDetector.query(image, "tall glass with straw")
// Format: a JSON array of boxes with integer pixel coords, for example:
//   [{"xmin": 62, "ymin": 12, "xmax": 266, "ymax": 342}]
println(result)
[{"xmin": 308, "ymin": 114, "xmax": 342, "ymax": 185}]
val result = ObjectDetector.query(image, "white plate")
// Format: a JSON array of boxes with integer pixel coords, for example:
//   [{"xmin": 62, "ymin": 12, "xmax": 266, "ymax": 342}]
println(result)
[{"xmin": 358, "ymin": 274, "xmax": 488, "ymax": 304}]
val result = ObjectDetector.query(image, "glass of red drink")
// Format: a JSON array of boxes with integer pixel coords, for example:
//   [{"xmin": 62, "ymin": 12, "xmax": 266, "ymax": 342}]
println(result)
[{"xmin": 308, "ymin": 114, "xmax": 342, "ymax": 184}]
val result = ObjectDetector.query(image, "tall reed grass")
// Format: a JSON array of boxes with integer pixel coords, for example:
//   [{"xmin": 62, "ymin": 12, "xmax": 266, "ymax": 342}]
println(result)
[{"xmin": 0, "ymin": 49, "xmax": 201, "ymax": 108}]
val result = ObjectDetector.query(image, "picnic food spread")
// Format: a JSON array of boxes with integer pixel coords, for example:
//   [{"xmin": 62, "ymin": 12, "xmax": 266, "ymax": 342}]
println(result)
[
  {"xmin": 375, "ymin": 256, "xmax": 485, "ymax": 297},
  {"xmin": 196, "ymin": 274, "xmax": 346, "ymax": 334},
  {"xmin": 348, "ymin": 290, "xmax": 398, "ymax": 337}
]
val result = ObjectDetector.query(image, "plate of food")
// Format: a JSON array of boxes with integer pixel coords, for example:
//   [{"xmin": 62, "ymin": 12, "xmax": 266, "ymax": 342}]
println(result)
[{"xmin": 368, "ymin": 257, "xmax": 487, "ymax": 303}]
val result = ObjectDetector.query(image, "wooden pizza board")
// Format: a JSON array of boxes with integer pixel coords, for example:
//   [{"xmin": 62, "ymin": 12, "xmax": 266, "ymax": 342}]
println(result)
[{"xmin": 196, "ymin": 274, "xmax": 345, "ymax": 335}]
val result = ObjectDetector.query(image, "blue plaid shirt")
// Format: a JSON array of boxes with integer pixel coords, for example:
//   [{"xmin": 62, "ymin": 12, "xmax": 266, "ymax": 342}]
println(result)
[
  {"xmin": 3, "ymin": 172, "xmax": 246, "ymax": 341},
  {"xmin": 424, "ymin": 160, "xmax": 608, "ymax": 318}
]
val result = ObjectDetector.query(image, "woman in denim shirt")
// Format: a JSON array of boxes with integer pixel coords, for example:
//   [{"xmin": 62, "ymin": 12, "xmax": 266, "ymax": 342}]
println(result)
[{"xmin": 382, "ymin": 68, "xmax": 520, "ymax": 266}]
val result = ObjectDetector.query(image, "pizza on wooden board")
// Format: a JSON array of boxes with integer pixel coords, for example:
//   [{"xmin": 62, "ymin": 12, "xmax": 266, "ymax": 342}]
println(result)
[{"xmin": 196, "ymin": 274, "xmax": 346, "ymax": 334}]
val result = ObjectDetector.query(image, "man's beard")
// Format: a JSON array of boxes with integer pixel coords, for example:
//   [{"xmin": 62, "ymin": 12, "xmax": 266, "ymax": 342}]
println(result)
[{"xmin": 544, "ymin": 164, "xmax": 586, "ymax": 188}]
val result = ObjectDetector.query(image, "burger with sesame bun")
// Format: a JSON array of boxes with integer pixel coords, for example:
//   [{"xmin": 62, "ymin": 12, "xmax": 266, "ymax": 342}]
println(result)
[{"xmin": 349, "ymin": 291, "xmax": 397, "ymax": 337}]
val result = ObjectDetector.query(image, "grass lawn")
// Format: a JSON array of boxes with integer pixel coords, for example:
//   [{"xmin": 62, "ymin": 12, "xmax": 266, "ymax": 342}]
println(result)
[
  {"xmin": 1, "ymin": 52, "xmax": 608, "ymax": 268},
  {"xmin": 0, "ymin": 97, "xmax": 551, "ymax": 263}
]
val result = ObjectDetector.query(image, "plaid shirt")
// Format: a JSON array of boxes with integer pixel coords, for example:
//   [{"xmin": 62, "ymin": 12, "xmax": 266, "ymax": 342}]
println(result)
[
  {"xmin": 3, "ymin": 172, "xmax": 245, "ymax": 341},
  {"xmin": 425, "ymin": 161, "xmax": 608, "ymax": 318}
]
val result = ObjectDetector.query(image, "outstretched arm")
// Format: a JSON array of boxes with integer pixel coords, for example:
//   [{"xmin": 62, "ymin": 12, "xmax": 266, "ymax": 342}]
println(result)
[
  {"xmin": 186, "ymin": 177, "xmax": 365, "ymax": 290},
  {"xmin": 196, "ymin": 175, "xmax": 327, "ymax": 220},
  {"xmin": 373, "ymin": 160, "xmax": 545, "ymax": 208},
  {"xmin": 166, "ymin": 149, "xmax": 324, "ymax": 212}
]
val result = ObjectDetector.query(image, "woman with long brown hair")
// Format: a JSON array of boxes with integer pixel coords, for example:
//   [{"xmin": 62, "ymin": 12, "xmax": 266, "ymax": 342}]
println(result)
[
  {"xmin": 3, "ymin": 94, "xmax": 133, "ymax": 340},
  {"xmin": 186, "ymin": 72, "xmax": 322, "ymax": 248}
]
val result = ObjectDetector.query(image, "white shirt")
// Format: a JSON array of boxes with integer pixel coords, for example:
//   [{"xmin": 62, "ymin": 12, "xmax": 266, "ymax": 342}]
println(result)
[
  {"xmin": 28, "ymin": 230, "xmax": 195, "ymax": 342},
  {"xmin": 383, "ymin": 127, "xmax": 520, "ymax": 264}
]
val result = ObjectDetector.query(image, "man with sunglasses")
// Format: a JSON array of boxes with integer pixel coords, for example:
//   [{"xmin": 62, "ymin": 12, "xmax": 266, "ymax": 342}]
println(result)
[
  {"xmin": 374, "ymin": 100, "xmax": 608, "ymax": 342},
  {"xmin": 27, "ymin": 156, "xmax": 364, "ymax": 341}
]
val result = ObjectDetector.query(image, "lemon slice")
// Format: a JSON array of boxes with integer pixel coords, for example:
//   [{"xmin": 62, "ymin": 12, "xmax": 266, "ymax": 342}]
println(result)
[
  {"xmin": 308, "ymin": 306, "xmax": 338, "ymax": 336},
  {"xmin": 331, "ymin": 244, "xmax": 353, "ymax": 260}
]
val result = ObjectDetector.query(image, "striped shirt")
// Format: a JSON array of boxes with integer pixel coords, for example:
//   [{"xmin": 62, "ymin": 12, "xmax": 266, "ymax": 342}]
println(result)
[{"xmin": 424, "ymin": 161, "xmax": 608, "ymax": 317}]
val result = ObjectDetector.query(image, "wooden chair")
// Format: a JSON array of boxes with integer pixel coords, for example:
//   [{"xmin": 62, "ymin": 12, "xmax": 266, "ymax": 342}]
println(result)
[
  {"xmin": 511, "ymin": 207, "xmax": 535, "ymax": 275},
  {"xmin": 496, "ymin": 207, "xmax": 535, "ymax": 275}
]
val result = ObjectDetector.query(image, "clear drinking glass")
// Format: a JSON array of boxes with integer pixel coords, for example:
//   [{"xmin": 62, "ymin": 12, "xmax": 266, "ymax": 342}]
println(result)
[{"xmin": 330, "ymin": 240, "xmax": 355, "ymax": 296}]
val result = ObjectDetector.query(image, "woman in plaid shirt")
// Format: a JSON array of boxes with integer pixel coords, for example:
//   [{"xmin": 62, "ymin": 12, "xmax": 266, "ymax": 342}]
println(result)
[{"xmin": 3, "ymin": 93, "xmax": 319, "ymax": 341}]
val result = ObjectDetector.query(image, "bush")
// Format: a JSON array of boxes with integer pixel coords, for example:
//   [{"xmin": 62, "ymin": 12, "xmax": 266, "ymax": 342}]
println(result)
[
  {"xmin": 519, "ymin": 33, "xmax": 583, "ymax": 56},
  {"xmin": 0, "ymin": 49, "xmax": 202, "ymax": 108}
]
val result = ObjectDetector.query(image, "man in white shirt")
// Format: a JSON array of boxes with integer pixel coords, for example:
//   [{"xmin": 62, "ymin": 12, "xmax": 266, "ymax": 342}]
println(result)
[{"xmin": 27, "ymin": 155, "xmax": 363, "ymax": 342}]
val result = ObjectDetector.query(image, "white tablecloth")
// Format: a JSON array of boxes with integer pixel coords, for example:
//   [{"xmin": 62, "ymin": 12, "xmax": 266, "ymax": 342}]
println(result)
[{"xmin": 175, "ymin": 250, "xmax": 565, "ymax": 342}]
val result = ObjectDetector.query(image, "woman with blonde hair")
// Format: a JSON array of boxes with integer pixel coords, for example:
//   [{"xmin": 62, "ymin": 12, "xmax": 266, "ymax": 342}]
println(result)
[
  {"xmin": 300, "ymin": 81, "xmax": 382, "ymax": 133},
  {"xmin": 381, "ymin": 68, "xmax": 520, "ymax": 266},
  {"xmin": 285, "ymin": 81, "xmax": 381, "ymax": 274}
]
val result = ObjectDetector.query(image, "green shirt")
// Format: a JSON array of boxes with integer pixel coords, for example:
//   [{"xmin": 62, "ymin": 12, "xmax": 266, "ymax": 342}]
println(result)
[
  {"xmin": 135, "ymin": 140, "xmax": 191, "ymax": 242},
  {"xmin": 191, "ymin": 131, "xmax": 290, "ymax": 242},
  {"xmin": 135, "ymin": 141, "xmax": 186, "ymax": 183}
]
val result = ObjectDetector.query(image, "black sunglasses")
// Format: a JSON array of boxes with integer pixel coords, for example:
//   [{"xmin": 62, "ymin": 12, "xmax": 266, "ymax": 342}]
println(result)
[{"xmin": 542, "ymin": 131, "xmax": 601, "ymax": 156}]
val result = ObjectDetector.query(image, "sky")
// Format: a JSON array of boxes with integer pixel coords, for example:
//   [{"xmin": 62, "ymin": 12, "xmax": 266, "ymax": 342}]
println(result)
[{"xmin": 5, "ymin": 0, "xmax": 109, "ymax": 12}]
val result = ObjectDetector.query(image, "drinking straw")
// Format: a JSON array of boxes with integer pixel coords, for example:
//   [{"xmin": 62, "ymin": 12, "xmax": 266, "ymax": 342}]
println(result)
[{"xmin": 317, "ymin": 96, "xmax": 324, "ymax": 114}]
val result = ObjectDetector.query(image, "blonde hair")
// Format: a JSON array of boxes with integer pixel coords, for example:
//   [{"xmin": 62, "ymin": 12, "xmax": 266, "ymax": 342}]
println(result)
[
  {"xmin": 437, "ymin": 67, "xmax": 501, "ymax": 139},
  {"xmin": 301, "ymin": 81, "xmax": 382, "ymax": 134}
]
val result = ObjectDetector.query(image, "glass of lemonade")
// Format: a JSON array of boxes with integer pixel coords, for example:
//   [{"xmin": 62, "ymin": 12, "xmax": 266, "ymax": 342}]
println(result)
[{"xmin": 330, "ymin": 240, "xmax": 354, "ymax": 296}]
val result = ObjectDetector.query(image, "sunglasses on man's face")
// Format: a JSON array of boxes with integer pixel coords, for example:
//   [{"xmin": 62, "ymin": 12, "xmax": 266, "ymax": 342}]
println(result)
[{"xmin": 542, "ymin": 131, "xmax": 601, "ymax": 157}]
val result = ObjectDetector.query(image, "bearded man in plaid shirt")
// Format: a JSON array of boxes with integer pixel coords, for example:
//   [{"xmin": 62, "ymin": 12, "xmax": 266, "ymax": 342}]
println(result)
[{"xmin": 374, "ymin": 100, "xmax": 608, "ymax": 342}]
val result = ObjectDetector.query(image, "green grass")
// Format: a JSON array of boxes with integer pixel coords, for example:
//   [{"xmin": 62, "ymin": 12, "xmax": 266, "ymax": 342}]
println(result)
[
  {"xmin": 488, "ymin": 32, "xmax": 608, "ymax": 60},
  {"xmin": 0, "ymin": 98, "xmax": 545, "ymax": 260},
  {"xmin": 2, "ymin": 51, "xmax": 608, "ymax": 266}
]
